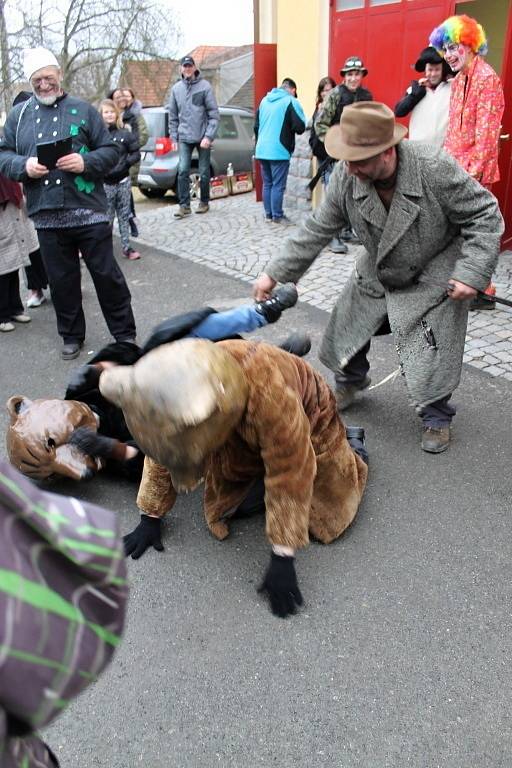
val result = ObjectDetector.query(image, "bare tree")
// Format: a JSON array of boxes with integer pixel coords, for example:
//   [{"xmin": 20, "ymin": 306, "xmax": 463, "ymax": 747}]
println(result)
[{"xmin": 1, "ymin": 0, "xmax": 181, "ymax": 109}]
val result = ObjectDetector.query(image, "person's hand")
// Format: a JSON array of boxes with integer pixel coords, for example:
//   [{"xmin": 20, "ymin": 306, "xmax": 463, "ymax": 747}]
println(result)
[
  {"xmin": 56, "ymin": 153, "xmax": 85, "ymax": 173},
  {"xmin": 68, "ymin": 427, "xmax": 117, "ymax": 458},
  {"xmin": 26, "ymin": 157, "xmax": 49, "ymax": 178},
  {"xmin": 124, "ymin": 514, "xmax": 164, "ymax": 559},
  {"xmin": 258, "ymin": 552, "xmax": 303, "ymax": 618},
  {"xmin": 448, "ymin": 279, "xmax": 478, "ymax": 301},
  {"xmin": 253, "ymin": 273, "xmax": 277, "ymax": 301},
  {"xmin": 66, "ymin": 364, "xmax": 102, "ymax": 398},
  {"xmin": 199, "ymin": 137, "xmax": 211, "ymax": 149}
]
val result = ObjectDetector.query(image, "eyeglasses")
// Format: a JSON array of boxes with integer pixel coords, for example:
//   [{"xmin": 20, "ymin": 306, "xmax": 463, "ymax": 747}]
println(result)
[
  {"xmin": 182, "ymin": 63, "xmax": 194, "ymax": 68},
  {"xmin": 31, "ymin": 76, "xmax": 59, "ymax": 87}
]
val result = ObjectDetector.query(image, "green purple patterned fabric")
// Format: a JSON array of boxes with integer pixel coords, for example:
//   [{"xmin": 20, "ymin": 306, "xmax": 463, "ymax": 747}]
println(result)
[{"xmin": 0, "ymin": 460, "xmax": 128, "ymax": 767}]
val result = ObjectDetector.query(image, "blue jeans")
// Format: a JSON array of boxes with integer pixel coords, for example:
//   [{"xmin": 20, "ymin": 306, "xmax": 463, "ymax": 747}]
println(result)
[
  {"xmin": 259, "ymin": 159, "xmax": 290, "ymax": 221},
  {"xmin": 177, "ymin": 141, "xmax": 211, "ymax": 207},
  {"xmin": 188, "ymin": 305, "xmax": 267, "ymax": 340}
]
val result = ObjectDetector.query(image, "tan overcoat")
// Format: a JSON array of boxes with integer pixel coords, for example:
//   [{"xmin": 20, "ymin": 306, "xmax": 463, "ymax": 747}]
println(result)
[{"xmin": 137, "ymin": 340, "xmax": 368, "ymax": 549}]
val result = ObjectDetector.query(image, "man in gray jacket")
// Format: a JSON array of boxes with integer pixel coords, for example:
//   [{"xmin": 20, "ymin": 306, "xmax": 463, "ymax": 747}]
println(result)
[
  {"xmin": 254, "ymin": 102, "xmax": 503, "ymax": 454},
  {"xmin": 168, "ymin": 55, "xmax": 219, "ymax": 217}
]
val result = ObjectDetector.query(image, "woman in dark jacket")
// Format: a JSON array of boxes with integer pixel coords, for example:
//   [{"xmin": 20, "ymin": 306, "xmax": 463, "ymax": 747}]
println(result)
[{"xmin": 99, "ymin": 99, "xmax": 141, "ymax": 260}]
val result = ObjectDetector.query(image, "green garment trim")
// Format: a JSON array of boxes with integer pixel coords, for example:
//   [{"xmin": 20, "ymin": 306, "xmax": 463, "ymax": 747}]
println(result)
[
  {"xmin": 0, "ymin": 569, "xmax": 122, "ymax": 647},
  {"xmin": 0, "ymin": 644, "xmax": 94, "ymax": 680}
]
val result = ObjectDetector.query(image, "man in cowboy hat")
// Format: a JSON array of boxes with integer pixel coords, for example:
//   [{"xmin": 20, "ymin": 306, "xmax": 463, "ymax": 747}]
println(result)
[
  {"xmin": 314, "ymin": 55, "xmax": 372, "ymax": 254},
  {"xmin": 254, "ymin": 101, "xmax": 503, "ymax": 453},
  {"xmin": 395, "ymin": 46, "xmax": 453, "ymax": 147}
]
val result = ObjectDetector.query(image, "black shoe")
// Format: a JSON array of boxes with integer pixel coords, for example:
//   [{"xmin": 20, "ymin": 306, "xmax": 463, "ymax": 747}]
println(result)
[
  {"xmin": 255, "ymin": 283, "xmax": 298, "ymax": 324},
  {"xmin": 129, "ymin": 218, "xmax": 139, "ymax": 237},
  {"xmin": 345, "ymin": 426, "xmax": 368, "ymax": 465},
  {"xmin": 278, "ymin": 332, "xmax": 311, "ymax": 357},
  {"xmin": 62, "ymin": 341, "xmax": 83, "ymax": 361}
]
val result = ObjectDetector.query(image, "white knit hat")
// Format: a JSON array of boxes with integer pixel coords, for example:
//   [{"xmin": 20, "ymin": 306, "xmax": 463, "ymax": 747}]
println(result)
[{"xmin": 23, "ymin": 47, "xmax": 60, "ymax": 82}]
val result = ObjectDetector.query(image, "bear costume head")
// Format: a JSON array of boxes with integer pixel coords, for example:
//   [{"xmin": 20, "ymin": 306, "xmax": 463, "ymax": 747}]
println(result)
[
  {"xmin": 6, "ymin": 396, "xmax": 103, "ymax": 481},
  {"xmin": 99, "ymin": 339, "xmax": 249, "ymax": 492}
]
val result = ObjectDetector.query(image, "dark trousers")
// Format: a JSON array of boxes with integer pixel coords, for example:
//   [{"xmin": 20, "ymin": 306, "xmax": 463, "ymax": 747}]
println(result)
[
  {"xmin": 25, "ymin": 247, "xmax": 48, "ymax": 291},
  {"xmin": 177, "ymin": 141, "xmax": 211, "ymax": 206},
  {"xmin": 334, "ymin": 319, "xmax": 456, "ymax": 428},
  {"xmin": 0, "ymin": 270, "xmax": 24, "ymax": 322},
  {"xmin": 37, "ymin": 222, "xmax": 136, "ymax": 344}
]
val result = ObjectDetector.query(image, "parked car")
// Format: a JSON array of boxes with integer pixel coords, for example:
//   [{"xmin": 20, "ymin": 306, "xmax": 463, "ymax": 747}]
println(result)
[{"xmin": 137, "ymin": 105, "xmax": 255, "ymax": 198}]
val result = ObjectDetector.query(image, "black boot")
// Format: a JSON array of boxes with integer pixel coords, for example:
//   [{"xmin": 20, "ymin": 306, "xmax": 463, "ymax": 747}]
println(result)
[
  {"xmin": 278, "ymin": 332, "xmax": 311, "ymax": 357},
  {"xmin": 255, "ymin": 283, "xmax": 298, "ymax": 323},
  {"xmin": 345, "ymin": 426, "xmax": 368, "ymax": 465}
]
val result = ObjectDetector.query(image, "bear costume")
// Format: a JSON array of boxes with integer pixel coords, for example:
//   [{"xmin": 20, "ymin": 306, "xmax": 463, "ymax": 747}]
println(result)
[{"xmin": 99, "ymin": 338, "xmax": 368, "ymax": 617}]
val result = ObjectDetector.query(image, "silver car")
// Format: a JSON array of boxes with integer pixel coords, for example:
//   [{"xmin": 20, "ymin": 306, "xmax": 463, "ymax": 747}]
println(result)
[{"xmin": 137, "ymin": 105, "xmax": 255, "ymax": 198}]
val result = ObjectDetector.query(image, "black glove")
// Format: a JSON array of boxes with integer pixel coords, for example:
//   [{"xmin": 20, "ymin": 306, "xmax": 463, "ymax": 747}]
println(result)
[
  {"xmin": 410, "ymin": 79, "xmax": 427, "ymax": 98},
  {"xmin": 65, "ymin": 364, "xmax": 101, "ymax": 399},
  {"xmin": 69, "ymin": 427, "xmax": 117, "ymax": 458},
  {"xmin": 124, "ymin": 514, "xmax": 164, "ymax": 559},
  {"xmin": 258, "ymin": 552, "xmax": 303, "ymax": 618}
]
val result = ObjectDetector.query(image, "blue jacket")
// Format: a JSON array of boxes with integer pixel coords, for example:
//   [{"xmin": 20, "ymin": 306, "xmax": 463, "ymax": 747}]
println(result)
[
  {"xmin": 254, "ymin": 88, "xmax": 306, "ymax": 161},
  {"xmin": 167, "ymin": 73, "xmax": 219, "ymax": 144},
  {"xmin": 0, "ymin": 94, "xmax": 119, "ymax": 217}
]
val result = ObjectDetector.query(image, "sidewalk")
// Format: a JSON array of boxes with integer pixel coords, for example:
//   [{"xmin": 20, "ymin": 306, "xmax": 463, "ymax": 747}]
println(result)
[{"xmin": 133, "ymin": 192, "xmax": 512, "ymax": 381}]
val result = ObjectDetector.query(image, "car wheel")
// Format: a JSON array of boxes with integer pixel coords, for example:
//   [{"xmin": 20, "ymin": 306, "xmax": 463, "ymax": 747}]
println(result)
[
  {"xmin": 189, "ymin": 171, "xmax": 201, "ymax": 201},
  {"xmin": 138, "ymin": 187, "xmax": 167, "ymax": 199}
]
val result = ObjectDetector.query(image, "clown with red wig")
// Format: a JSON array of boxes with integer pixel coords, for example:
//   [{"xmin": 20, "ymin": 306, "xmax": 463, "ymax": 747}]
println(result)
[{"xmin": 430, "ymin": 15, "xmax": 504, "ymax": 189}]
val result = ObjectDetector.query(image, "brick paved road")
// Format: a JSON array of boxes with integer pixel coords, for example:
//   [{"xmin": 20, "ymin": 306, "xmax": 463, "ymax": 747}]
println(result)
[{"xmin": 132, "ymin": 193, "xmax": 512, "ymax": 381}]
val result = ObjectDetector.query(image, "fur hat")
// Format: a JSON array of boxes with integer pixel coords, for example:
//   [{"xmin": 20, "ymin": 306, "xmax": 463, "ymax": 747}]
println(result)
[
  {"xmin": 23, "ymin": 47, "xmax": 60, "ymax": 82},
  {"xmin": 325, "ymin": 101, "xmax": 407, "ymax": 162},
  {"xmin": 99, "ymin": 339, "xmax": 249, "ymax": 492}
]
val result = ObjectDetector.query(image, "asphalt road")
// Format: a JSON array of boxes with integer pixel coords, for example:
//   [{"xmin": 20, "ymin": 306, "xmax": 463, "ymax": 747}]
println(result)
[{"xmin": 2, "ymin": 238, "xmax": 512, "ymax": 768}]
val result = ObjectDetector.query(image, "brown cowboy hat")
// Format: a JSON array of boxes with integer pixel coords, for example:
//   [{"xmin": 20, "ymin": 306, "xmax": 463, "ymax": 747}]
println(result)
[{"xmin": 325, "ymin": 101, "xmax": 408, "ymax": 162}]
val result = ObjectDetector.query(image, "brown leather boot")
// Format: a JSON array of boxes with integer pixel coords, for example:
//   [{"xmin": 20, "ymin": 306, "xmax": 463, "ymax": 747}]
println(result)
[{"xmin": 421, "ymin": 426, "xmax": 450, "ymax": 453}]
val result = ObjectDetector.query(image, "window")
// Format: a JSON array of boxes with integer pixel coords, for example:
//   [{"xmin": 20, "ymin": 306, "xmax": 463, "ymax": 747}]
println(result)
[
  {"xmin": 217, "ymin": 115, "xmax": 238, "ymax": 139},
  {"xmin": 369, "ymin": 0, "xmax": 400, "ymax": 4},
  {"xmin": 336, "ymin": 0, "xmax": 364, "ymax": 8},
  {"xmin": 240, "ymin": 115, "xmax": 255, "ymax": 139}
]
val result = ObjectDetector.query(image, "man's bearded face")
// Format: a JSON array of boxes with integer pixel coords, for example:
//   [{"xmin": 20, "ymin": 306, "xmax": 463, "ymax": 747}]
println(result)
[
  {"xmin": 31, "ymin": 66, "xmax": 62, "ymax": 105},
  {"xmin": 443, "ymin": 43, "xmax": 469, "ymax": 73}
]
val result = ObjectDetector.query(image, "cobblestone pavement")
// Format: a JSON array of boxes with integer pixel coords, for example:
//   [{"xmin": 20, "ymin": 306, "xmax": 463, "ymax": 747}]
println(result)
[{"xmin": 133, "ymin": 193, "xmax": 512, "ymax": 381}]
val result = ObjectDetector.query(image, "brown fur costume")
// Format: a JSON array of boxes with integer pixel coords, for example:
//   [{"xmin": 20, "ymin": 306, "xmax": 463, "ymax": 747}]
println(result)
[{"xmin": 135, "ymin": 340, "xmax": 368, "ymax": 549}]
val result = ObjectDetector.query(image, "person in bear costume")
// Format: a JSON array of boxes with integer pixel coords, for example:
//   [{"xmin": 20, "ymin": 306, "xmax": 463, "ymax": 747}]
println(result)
[
  {"xmin": 98, "ymin": 338, "xmax": 369, "ymax": 618},
  {"xmin": 6, "ymin": 286, "xmax": 308, "ymax": 483}
]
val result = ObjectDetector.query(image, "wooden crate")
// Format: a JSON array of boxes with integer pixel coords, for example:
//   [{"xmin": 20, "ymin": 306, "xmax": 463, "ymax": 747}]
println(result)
[
  {"xmin": 209, "ymin": 176, "xmax": 230, "ymax": 199},
  {"xmin": 229, "ymin": 171, "xmax": 254, "ymax": 195}
]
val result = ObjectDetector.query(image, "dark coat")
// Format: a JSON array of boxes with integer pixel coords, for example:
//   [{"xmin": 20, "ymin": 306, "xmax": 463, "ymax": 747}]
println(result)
[
  {"xmin": 103, "ymin": 125, "xmax": 140, "ymax": 184},
  {"xmin": 314, "ymin": 83, "xmax": 373, "ymax": 141},
  {"xmin": 0, "ymin": 94, "xmax": 118, "ymax": 216}
]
